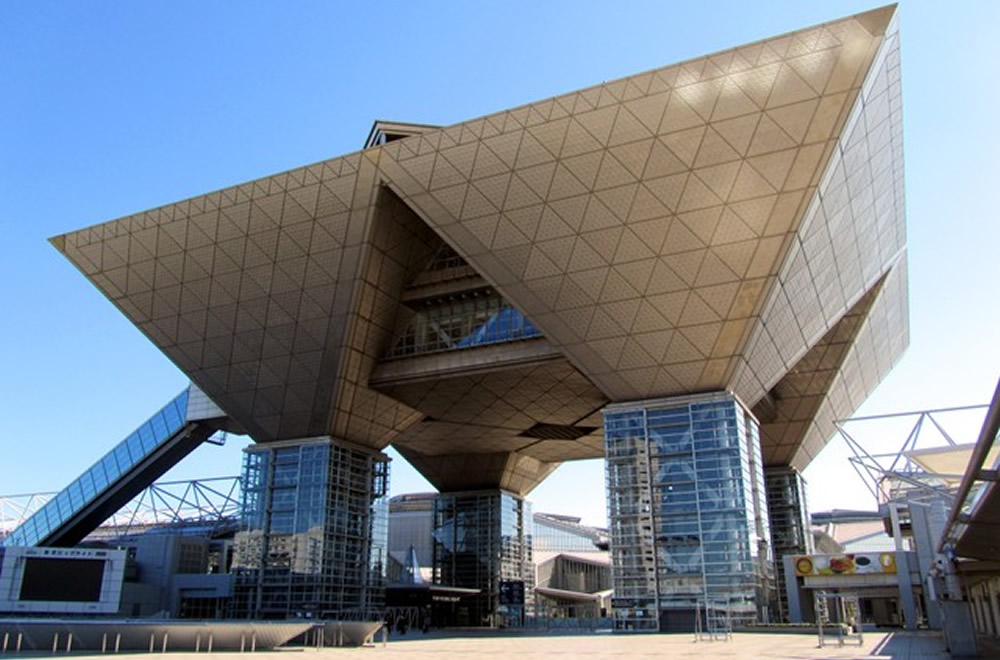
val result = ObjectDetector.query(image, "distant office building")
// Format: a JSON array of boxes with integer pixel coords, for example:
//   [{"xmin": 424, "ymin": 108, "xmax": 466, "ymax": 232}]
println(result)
[
  {"xmin": 812, "ymin": 509, "xmax": 894, "ymax": 553},
  {"xmin": 387, "ymin": 492, "xmax": 436, "ymax": 572},
  {"xmin": 535, "ymin": 552, "xmax": 612, "ymax": 620},
  {"xmin": 531, "ymin": 513, "xmax": 612, "ymax": 621},
  {"xmin": 534, "ymin": 513, "xmax": 608, "ymax": 553}
]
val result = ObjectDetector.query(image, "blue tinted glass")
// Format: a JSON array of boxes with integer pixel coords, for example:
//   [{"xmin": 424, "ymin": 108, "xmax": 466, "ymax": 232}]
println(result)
[
  {"xmin": 54, "ymin": 492, "xmax": 71, "ymax": 519},
  {"xmin": 273, "ymin": 463, "xmax": 298, "ymax": 486},
  {"xmin": 455, "ymin": 306, "xmax": 542, "ymax": 348},
  {"xmin": 82, "ymin": 478, "xmax": 97, "ymax": 499},
  {"xmin": 271, "ymin": 488, "xmax": 296, "ymax": 510},
  {"xmin": 269, "ymin": 511, "xmax": 294, "ymax": 533},
  {"xmin": 126, "ymin": 435, "xmax": 144, "ymax": 463},
  {"xmin": 655, "ymin": 457, "xmax": 695, "ymax": 480},
  {"xmin": 102, "ymin": 455, "xmax": 120, "ymax": 481},
  {"xmin": 163, "ymin": 400, "xmax": 182, "ymax": 427},
  {"xmin": 649, "ymin": 427, "xmax": 692, "ymax": 454},
  {"xmin": 3, "ymin": 388, "xmax": 191, "ymax": 547},
  {"xmin": 139, "ymin": 423, "xmax": 158, "ymax": 452},
  {"xmin": 81, "ymin": 463, "xmax": 101, "ymax": 490},
  {"xmin": 114, "ymin": 443, "xmax": 133, "ymax": 469},
  {"xmin": 146, "ymin": 414, "xmax": 164, "ymax": 437}
]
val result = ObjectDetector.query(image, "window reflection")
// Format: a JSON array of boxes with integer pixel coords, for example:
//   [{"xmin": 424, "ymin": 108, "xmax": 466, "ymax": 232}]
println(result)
[
  {"xmin": 604, "ymin": 395, "xmax": 774, "ymax": 630},
  {"xmin": 387, "ymin": 289, "xmax": 542, "ymax": 359}
]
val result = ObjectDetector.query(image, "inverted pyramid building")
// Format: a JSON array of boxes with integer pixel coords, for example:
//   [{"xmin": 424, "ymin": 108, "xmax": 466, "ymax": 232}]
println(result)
[{"xmin": 50, "ymin": 4, "xmax": 907, "ymax": 624}]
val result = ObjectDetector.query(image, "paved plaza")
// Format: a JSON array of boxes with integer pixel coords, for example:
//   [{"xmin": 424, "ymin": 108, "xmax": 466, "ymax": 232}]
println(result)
[
  {"xmin": 362, "ymin": 631, "xmax": 951, "ymax": 658},
  {"xmin": 52, "ymin": 630, "xmax": 956, "ymax": 659}
]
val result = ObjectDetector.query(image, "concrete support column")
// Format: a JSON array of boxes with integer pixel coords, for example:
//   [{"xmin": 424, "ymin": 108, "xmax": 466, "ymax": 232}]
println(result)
[
  {"xmin": 908, "ymin": 501, "xmax": 943, "ymax": 629},
  {"xmin": 782, "ymin": 555, "xmax": 808, "ymax": 623},
  {"xmin": 888, "ymin": 503, "xmax": 919, "ymax": 630},
  {"xmin": 926, "ymin": 499, "xmax": 979, "ymax": 657},
  {"xmin": 894, "ymin": 551, "xmax": 919, "ymax": 631}
]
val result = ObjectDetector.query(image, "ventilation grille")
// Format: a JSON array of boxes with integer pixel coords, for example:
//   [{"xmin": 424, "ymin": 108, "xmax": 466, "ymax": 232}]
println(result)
[{"xmin": 519, "ymin": 424, "xmax": 598, "ymax": 441}]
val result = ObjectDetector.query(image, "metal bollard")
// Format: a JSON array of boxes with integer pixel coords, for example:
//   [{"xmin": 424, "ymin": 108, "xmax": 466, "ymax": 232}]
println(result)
[
  {"xmin": 3, "ymin": 632, "xmax": 8, "ymax": 654},
  {"xmin": 161, "ymin": 632, "xmax": 168, "ymax": 653},
  {"xmin": 16, "ymin": 633, "xmax": 22, "ymax": 653},
  {"xmin": 149, "ymin": 633, "xmax": 155, "ymax": 653},
  {"xmin": 207, "ymin": 634, "xmax": 213, "ymax": 654},
  {"xmin": 66, "ymin": 633, "xmax": 73, "ymax": 653},
  {"xmin": 251, "ymin": 631, "xmax": 256, "ymax": 653},
  {"xmin": 102, "ymin": 633, "xmax": 108, "ymax": 653},
  {"xmin": 52, "ymin": 633, "xmax": 60, "ymax": 655},
  {"xmin": 240, "ymin": 633, "xmax": 245, "ymax": 653},
  {"xmin": 114, "ymin": 633, "xmax": 121, "ymax": 653},
  {"xmin": 195, "ymin": 634, "xmax": 201, "ymax": 653}
]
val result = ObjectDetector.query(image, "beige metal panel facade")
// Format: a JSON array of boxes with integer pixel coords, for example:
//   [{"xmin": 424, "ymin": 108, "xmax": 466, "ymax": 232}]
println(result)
[
  {"xmin": 51, "ymin": 5, "xmax": 909, "ymax": 488},
  {"xmin": 55, "ymin": 152, "xmax": 392, "ymax": 444},
  {"xmin": 396, "ymin": 446, "xmax": 561, "ymax": 494},
  {"xmin": 376, "ymin": 359, "xmax": 603, "ymax": 429},
  {"xmin": 374, "ymin": 6, "xmax": 900, "ymax": 403},
  {"xmin": 731, "ymin": 13, "xmax": 906, "ymax": 409},
  {"xmin": 787, "ymin": 255, "xmax": 908, "ymax": 470},
  {"xmin": 756, "ymin": 255, "xmax": 907, "ymax": 469}
]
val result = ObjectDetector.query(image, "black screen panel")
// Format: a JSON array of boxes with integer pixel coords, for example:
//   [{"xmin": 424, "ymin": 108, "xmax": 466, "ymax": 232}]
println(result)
[{"xmin": 19, "ymin": 558, "xmax": 105, "ymax": 602}]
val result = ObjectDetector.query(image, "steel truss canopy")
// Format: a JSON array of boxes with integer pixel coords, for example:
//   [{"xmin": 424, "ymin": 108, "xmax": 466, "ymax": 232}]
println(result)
[{"xmin": 52, "ymin": 4, "xmax": 908, "ymax": 493}]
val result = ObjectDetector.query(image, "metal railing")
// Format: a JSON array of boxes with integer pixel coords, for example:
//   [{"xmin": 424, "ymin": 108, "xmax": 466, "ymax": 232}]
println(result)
[{"xmin": 1, "ymin": 476, "xmax": 241, "ymax": 543}]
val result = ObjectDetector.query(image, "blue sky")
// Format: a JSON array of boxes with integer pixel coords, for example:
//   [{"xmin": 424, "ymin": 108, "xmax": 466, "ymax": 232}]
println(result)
[{"xmin": 2, "ymin": 1, "xmax": 997, "ymax": 524}]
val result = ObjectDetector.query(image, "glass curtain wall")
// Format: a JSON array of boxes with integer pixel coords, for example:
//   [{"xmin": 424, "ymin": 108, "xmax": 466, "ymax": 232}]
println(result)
[
  {"xmin": 431, "ymin": 491, "xmax": 533, "ymax": 627},
  {"xmin": 230, "ymin": 438, "xmax": 389, "ymax": 619},
  {"xmin": 765, "ymin": 466, "xmax": 812, "ymax": 621},
  {"xmin": 604, "ymin": 392, "xmax": 774, "ymax": 632},
  {"xmin": 533, "ymin": 516, "xmax": 603, "ymax": 553},
  {"xmin": 386, "ymin": 289, "xmax": 542, "ymax": 359}
]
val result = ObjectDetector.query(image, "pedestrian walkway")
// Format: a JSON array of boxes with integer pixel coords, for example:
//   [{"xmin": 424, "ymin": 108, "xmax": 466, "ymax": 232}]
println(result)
[
  {"xmin": 39, "ymin": 629, "xmax": 965, "ymax": 659},
  {"xmin": 366, "ymin": 630, "xmax": 953, "ymax": 658}
]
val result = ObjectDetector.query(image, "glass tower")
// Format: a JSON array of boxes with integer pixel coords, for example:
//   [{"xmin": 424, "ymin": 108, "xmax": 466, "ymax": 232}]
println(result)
[
  {"xmin": 229, "ymin": 438, "xmax": 389, "ymax": 619},
  {"xmin": 764, "ymin": 466, "xmax": 812, "ymax": 621},
  {"xmin": 604, "ymin": 392, "xmax": 774, "ymax": 632},
  {"xmin": 431, "ymin": 490, "xmax": 533, "ymax": 627}
]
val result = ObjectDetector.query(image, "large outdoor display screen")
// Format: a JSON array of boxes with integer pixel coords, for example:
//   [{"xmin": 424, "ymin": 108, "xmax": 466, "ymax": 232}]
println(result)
[{"xmin": 19, "ymin": 557, "xmax": 106, "ymax": 602}]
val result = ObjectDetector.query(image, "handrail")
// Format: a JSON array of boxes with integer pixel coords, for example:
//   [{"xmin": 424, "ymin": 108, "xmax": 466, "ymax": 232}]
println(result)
[{"xmin": 938, "ymin": 377, "xmax": 1000, "ymax": 554}]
